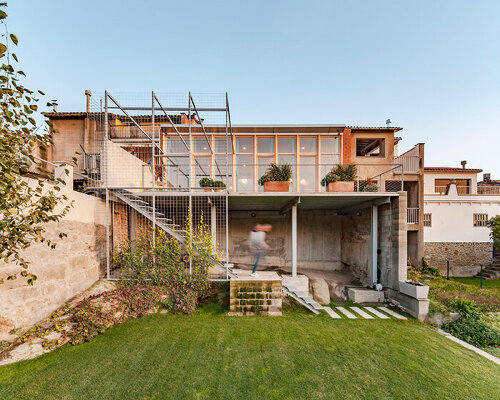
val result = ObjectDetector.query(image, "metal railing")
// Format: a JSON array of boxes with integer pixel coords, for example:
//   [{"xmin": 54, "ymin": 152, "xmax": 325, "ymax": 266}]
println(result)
[
  {"xmin": 133, "ymin": 162, "xmax": 405, "ymax": 193},
  {"xmin": 425, "ymin": 185, "xmax": 500, "ymax": 195},
  {"xmin": 407, "ymin": 208, "xmax": 419, "ymax": 224},
  {"xmin": 395, "ymin": 155, "xmax": 419, "ymax": 174}
]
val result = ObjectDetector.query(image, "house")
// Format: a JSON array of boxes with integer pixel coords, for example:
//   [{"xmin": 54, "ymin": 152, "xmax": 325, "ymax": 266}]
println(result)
[
  {"xmin": 423, "ymin": 164, "xmax": 500, "ymax": 276},
  {"xmin": 42, "ymin": 91, "xmax": 428, "ymax": 318}
]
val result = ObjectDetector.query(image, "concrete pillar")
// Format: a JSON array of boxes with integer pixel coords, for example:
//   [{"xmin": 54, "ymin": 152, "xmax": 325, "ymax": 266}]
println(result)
[
  {"xmin": 292, "ymin": 203, "xmax": 297, "ymax": 277},
  {"xmin": 371, "ymin": 204, "xmax": 378, "ymax": 285}
]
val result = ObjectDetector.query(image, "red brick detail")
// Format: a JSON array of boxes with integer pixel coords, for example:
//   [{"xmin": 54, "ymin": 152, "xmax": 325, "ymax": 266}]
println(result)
[{"xmin": 342, "ymin": 128, "xmax": 352, "ymax": 164}]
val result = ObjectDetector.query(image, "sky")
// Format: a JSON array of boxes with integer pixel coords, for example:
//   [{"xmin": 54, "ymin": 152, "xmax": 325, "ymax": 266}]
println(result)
[{"xmin": 7, "ymin": 0, "xmax": 500, "ymax": 175}]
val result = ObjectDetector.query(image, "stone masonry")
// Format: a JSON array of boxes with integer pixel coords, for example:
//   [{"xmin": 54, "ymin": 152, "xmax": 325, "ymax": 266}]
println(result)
[
  {"xmin": 425, "ymin": 242, "xmax": 492, "ymax": 276},
  {"xmin": 229, "ymin": 274, "xmax": 282, "ymax": 316}
]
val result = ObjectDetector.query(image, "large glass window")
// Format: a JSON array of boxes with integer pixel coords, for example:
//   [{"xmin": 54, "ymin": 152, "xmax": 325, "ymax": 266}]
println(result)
[
  {"xmin": 215, "ymin": 154, "xmax": 232, "ymax": 190},
  {"xmin": 257, "ymin": 156, "xmax": 274, "ymax": 192},
  {"xmin": 215, "ymin": 136, "xmax": 231, "ymax": 154},
  {"xmin": 320, "ymin": 136, "xmax": 340, "ymax": 182},
  {"xmin": 193, "ymin": 136, "xmax": 211, "ymax": 154},
  {"xmin": 236, "ymin": 137, "xmax": 253, "ymax": 153},
  {"xmin": 299, "ymin": 137, "xmax": 317, "ymax": 154},
  {"xmin": 195, "ymin": 156, "xmax": 211, "ymax": 188},
  {"xmin": 278, "ymin": 137, "xmax": 295, "ymax": 153},
  {"xmin": 257, "ymin": 137, "xmax": 274, "ymax": 154},
  {"xmin": 299, "ymin": 156, "xmax": 316, "ymax": 192},
  {"xmin": 236, "ymin": 155, "xmax": 253, "ymax": 191},
  {"xmin": 166, "ymin": 156, "xmax": 189, "ymax": 188},
  {"xmin": 321, "ymin": 137, "xmax": 339, "ymax": 153},
  {"xmin": 166, "ymin": 136, "xmax": 190, "ymax": 153}
]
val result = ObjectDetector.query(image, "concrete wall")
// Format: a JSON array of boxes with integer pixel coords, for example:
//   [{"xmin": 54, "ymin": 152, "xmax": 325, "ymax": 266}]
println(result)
[
  {"xmin": 424, "ymin": 171, "xmax": 478, "ymax": 194},
  {"xmin": 103, "ymin": 139, "xmax": 152, "ymax": 188},
  {"xmin": 0, "ymin": 167, "xmax": 107, "ymax": 339},
  {"xmin": 340, "ymin": 211, "xmax": 370, "ymax": 284},
  {"xmin": 228, "ymin": 210, "xmax": 342, "ymax": 271}
]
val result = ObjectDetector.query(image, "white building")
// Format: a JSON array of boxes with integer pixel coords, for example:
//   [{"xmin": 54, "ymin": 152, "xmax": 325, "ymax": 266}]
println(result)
[{"xmin": 423, "ymin": 166, "xmax": 500, "ymax": 276}]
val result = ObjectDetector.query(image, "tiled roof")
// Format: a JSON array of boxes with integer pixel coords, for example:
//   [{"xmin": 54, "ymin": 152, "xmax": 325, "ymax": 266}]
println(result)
[{"xmin": 424, "ymin": 167, "xmax": 483, "ymax": 173}]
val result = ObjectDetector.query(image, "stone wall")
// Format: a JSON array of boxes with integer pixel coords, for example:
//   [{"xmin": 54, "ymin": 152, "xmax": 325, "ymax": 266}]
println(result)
[
  {"xmin": 340, "ymin": 211, "xmax": 371, "ymax": 284},
  {"xmin": 228, "ymin": 279, "xmax": 282, "ymax": 316},
  {"xmin": 0, "ymin": 220, "xmax": 106, "ymax": 339},
  {"xmin": 424, "ymin": 242, "xmax": 493, "ymax": 276}
]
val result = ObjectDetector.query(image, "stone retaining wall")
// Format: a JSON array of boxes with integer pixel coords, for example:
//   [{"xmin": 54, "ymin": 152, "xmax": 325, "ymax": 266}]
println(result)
[
  {"xmin": 228, "ymin": 280, "xmax": 282, "ymax": 316},
  {"xmin": 424, "ymin": 242, "xmax": 492, "ymax": 276}
]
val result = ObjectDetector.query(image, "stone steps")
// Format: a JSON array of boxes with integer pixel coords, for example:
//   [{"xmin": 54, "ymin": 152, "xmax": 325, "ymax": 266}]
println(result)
[{"xmin": 282, "ymin": 283, "xmax": 408, "ymax": 321}]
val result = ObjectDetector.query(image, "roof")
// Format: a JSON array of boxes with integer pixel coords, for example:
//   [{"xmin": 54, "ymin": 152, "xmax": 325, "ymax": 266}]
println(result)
[
  {"xmin": 347, "ymin": 126, "xmax": 403, "ymax": 132},
  {"xmin": 424, "ymin": 167, "xmax": 483, "ymax": 173},
  {"xmin": 45, "ymin": 112, "xmax": 183, "ymax": 123}
]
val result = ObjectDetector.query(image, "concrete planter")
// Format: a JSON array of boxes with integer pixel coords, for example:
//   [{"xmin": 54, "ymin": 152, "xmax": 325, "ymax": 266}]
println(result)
[
  {"xmin": 327, "ymin": 181, "xmax": 354, "ymax": 192},
  {"xmin": 264, "ymin": 181, "xmax": 290, "ymax": 192},
  {"xmin": 399, "ymin": 281, "xmax": 429, "ymax": 299}
]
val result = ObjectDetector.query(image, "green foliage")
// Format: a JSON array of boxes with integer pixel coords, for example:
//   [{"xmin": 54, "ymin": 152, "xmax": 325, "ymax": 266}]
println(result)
[
  {"xmin": 446, "ymin": 297, "xmax": 480, "ymax": 320},
  {"xmin": 199, "ymin": 177, "xmax": 213, "ymax": 187},
  {"xmin": 212, "ymin": 180, "xmax": 226, "ymax": 188},
  {"xmin": 258, "ymin": 163, "xmax": 292, "ymax": 185},
  {"xmin": 0, "ymin": 4, "xmax": 72, "ymax": 284},
  {"xmin": 113, "ymin": 214, "xmax": 216, "ymax": 313},
  {"xmin": 486, "ymin": 215, "xmax": 500, "ymax": 250},
  {"xmin": 421, "ymin": 258, "xmax": 441, "ymax": 277},
  {"xmin": 441, "ymin": 318, "xmax": 500, "ymax": 348},
  {"xmin": 321, "ymin": 164, "xmax": 357, "ymax": 186}
]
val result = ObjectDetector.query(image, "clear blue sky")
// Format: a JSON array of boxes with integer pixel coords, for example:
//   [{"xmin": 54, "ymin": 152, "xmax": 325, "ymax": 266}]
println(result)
[{"xmin": 8, "ymin": 1, "xmax": 500, "ymax": 175}]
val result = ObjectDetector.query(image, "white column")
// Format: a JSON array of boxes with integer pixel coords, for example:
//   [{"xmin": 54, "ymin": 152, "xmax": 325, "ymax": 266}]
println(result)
[
  {"xmin": 370, "ymin": 204, "xmax": 378, "ymax": 285},
  {"xmin": 292, "ymin": 203, "xmax": 297, "ymax": 278}
]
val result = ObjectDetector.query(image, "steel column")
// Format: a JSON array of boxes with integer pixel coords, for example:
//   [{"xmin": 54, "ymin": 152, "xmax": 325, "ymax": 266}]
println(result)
[
  {"xmin": 292, "ymin": 203, "xmax": 298, "ymax": 278},
  {"xmin": 371, "ymin": 204, "xmax": 378, "ymax": 285}
]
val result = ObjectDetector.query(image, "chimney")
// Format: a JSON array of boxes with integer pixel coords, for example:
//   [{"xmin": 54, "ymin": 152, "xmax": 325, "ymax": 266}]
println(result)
[
  {"xmin": 85, "ymin": 90, "xmax": 92, "ymax": 113},
  {"xmin": 483, "ymin": 173, "xmax": 491, "ymax": 183},
  {"xmin": 460, "ymin": 160, "xmax": 467, "ymax": 169}
]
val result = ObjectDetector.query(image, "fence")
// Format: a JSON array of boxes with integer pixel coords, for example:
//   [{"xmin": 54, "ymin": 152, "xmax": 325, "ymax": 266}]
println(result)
[{"xmin": 407, "ymin": 208, "xmax": 419, "ymax": 224}]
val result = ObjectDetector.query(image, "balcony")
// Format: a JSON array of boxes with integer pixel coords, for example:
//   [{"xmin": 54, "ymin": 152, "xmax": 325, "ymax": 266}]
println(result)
[
  {"xmin": 425, "ymin": 185, "xmax": 500, "ymax": 196},
  {"xmin": 407, "ymin": 208, "xmax": 419, "ymax": 224}
]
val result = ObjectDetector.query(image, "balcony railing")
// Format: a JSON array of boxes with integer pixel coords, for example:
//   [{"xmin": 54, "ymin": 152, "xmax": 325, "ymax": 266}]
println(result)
[
  {"xmin": 395, "ymin": 155, "xmax": 419, "ymax": 174},
  {"xmin": 407, "ymin": 208, "xmax": 419, "ymax": 224},
  {"xmin": 135, "ymin": 162, "xmax": 405, "ymax": 194},
  {"xmin": 425, "ymin": 185, "xmax": 500, "ymax": 195}
]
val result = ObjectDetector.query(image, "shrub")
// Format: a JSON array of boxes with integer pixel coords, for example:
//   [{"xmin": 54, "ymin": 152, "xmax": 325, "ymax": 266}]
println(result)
[
  {"xmin": 212, "ymin": 180, "xmax": 226, "ymax": 188},
  {"xmin": 199, "ymin": 177, "xmax": 214, "ymax": 187},
  {"xmin": 258, "ymin": 163, "xmax": 292, "ymax": 185},
  {"xmin": 422, "ymin": 258, "xmax": 441, "ymax": 277},
  {"xmin": 447, "ymin": 297, "xmax": 480, "ymax": 320},
  {"xmin": 441, "ymin": 319, "xmax": 500, "ymax": 348},
  {"xmin": 321, "ymin": 164, "xmax": 357, "ymax": 186}
]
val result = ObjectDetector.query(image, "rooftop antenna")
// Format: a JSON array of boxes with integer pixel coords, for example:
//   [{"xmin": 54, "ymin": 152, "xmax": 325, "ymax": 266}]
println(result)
[{"xmin": 386, "ymin": 118, "xmax": 392, "ymax": 127}]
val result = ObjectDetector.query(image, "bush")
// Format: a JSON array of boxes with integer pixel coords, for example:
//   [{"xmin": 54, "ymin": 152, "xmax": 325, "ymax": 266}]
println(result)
[
  {"xmin": 199, "ymin": 177, "xmax": 213, "ymax": 187},
  {"xmin": 447, "ymin": 297, "xmax": 480, "ymax": 320},
  {"xmin": 422, "ymin": 258, "xmax": 441, "ymax": 277},
  {"xmin": 441, "ymin": 318, "xmax": 500, "ymax": 348},
  {"xmin": 258, "ymin": 163, "xmax": 292, "ymax": 185},
  {"xmin": 321, "ymin": 164, "xmax": 357, "ymax": 186}
]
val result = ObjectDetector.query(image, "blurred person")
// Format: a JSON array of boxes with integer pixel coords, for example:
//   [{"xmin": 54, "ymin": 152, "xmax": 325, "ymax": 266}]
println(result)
[{"xmin": 249, "ymin": 223, "xmax": 272, "ymax": 277}]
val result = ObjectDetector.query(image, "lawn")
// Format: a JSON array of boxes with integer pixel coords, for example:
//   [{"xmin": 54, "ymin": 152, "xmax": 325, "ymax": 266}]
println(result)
[
  {"xmin": 450, "ymin": 277, "xmax": 500, "ymax": 289},
  {"xmin": 0, "ymin": 305, "xmax": 499, "ymax": 400}
]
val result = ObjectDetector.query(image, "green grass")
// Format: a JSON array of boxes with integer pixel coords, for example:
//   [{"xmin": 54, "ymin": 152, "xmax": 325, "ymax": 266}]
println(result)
[
  {"xmin": 1, "ymin": 305, "xmax": 499, "ymax": 400},
  {"xmin": 450, "ymin": 277, "xmax": 500, "ymax": 289}
]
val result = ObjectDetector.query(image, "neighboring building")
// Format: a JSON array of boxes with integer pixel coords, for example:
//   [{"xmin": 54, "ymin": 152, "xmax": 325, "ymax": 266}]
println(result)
[
  {"xmin": 41, "ymin": 91, "xmax": 429, "ymax": 318},
  {"xmin": 423, "ymin": 165, "xmax": 500, "ymax": 276}
]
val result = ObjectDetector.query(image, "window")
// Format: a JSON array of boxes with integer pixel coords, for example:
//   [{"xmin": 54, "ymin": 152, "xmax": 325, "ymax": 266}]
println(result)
[
  {"xmin": 278, "ymin": 137, "xmax": 295, "ymax": 153},
  {"xmin": 434, "ymin": 179, "xmax": 470, "ymax": 195},
  {"xmin": 299, "ymin": 156, "xmax": 316, "ymax": 192},
  {"xmin": 166, "ymin": 135, "xmax": 190, "ymax": 153},
  {"xmin": 278, "ymin": 137, "xmax": 296, "ymax": 191},
  {"xmin": 356, "ymin": 138, "xmax": 385, "ymax": 157},
  {"xmin": 299, "ymin": 137, "xmax": 317, "ymax": 154},
  {"xmin": 193, "ymin": 136, "xmax": 211, "ymax": 154},
  {"xmin": 215, "ymin": 136, "xmax": 231, "ymax": 154},
  {"xmin": 236, "ymin": 155, "xmax": 253, "ymax": 191},
  {"xmin": 473, "ymin": 214, "xmax": 488, "ymax": 227},
  {"xmin": 423, "ymin": 213, "xmax": 432, "ymax": 227},
  {"xmin": 236, "ymin": 137, "xmax": 253, "ymax": 153},
  {"xmin": 320, "ymin": 136, "xmax": 340, "ymax": 179},
  {"xmin": 257, "ymin": 137, "xmax": 274, "ymax": 154},
  {"xmin": 257, "ymin": 156, "xmax": 274, "ymax": 192}
]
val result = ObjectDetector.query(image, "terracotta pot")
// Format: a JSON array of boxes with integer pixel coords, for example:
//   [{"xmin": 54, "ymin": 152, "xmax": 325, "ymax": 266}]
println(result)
[
  {"xmin": 327, "ymin": 181, "xmax": 354, "ymax": 192},
  {"xmin": 204, "ymin": 188, "xmax": 212, "ymax": 192},
  {"xmin": 264, "ymin": 181, "xmax": 290, "ymax": 192},
  {"xmin": 213, "ymin": 188, "xmax": 223, "ymax": 192}
]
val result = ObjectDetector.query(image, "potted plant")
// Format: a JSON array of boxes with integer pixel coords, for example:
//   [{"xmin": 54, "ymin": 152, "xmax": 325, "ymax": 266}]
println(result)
[
  {"xmin": 321, "ymin": 164, "xmax": 356, "ymax": 192},
  {"xmin": 258, "ymin": 163, "xmax": 292, "ymax": 192},
  {"xmin": 199, "ymin": 177, "xmax": 214, "ymax": 192},
  {"xmin": 399, "ymin": 280, "xmax": 429, "ymax": 299},
  {"xmin": 212, "ymin": 180, "xmax": 226, "ymax": 192}
]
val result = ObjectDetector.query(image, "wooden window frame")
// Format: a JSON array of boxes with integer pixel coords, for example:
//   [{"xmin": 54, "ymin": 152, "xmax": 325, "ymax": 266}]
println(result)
[{"xmin": 473, "ymin": 213, "xmax": 488, "ymax": 227}]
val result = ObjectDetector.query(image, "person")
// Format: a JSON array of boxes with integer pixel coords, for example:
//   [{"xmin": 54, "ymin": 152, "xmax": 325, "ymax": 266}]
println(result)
[{"xmin": 248, "ymin": 223, "xmax": 271, "ymax": 277}]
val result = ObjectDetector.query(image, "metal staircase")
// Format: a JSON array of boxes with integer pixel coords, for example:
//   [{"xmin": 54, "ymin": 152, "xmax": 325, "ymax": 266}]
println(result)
[{"xmin": 112, "ymin": 188, "xmax": 229, "ymax": 278}]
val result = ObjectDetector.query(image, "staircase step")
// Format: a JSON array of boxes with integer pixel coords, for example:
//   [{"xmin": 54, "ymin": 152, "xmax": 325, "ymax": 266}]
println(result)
[
  {"xmin": 363, "ymin": 306, "xmax": 390, "ymax": 319},
  {"xmin": 336, "ymin": 307, "xmax": 357, "ymax": 319},
  {"xmin": 378, "ymin": 306, "xmax": 407, "ymax": 320},
  {"xmin": 351, "ymin": 307, "xmax": 374, "ymax": 319},
  {"xmin": 323, "ymin": 307, "xmax": 341, "ymax": 319}
]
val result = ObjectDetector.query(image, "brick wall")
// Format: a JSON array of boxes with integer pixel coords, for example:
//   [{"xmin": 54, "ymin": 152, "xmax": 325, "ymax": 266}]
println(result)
[{"xmin": 342, "ymin": 128, "xmax": 352, "ymax": 164}]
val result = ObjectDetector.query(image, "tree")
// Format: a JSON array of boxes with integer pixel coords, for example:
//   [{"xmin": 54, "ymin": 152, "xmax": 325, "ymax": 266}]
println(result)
[{"xmin": 0, "ymin": 3, "xmax": 72, "ymax": 285}]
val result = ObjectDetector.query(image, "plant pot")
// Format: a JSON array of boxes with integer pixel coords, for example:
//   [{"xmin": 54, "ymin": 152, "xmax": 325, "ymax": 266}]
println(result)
[
  {"xmin": 399, "ymin": 281, "xmax": 429, "ymax": 299},
  {"xmin": 204, "ymin": 188, "xmax": 212, "ymax": 192},
  {"xmin": 327, "ymin": 181, "xmax": 354, "ymax": 192},
  {"xmin": 213, "ymin": 188, "xmax": 223, "ymax": 192},
  {"xmin": 264, "ymin": 181, "xmax": 290, "ymax": 192}
]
